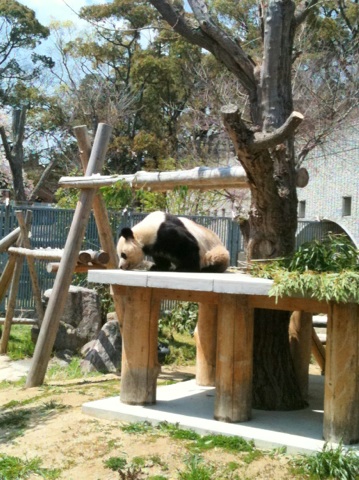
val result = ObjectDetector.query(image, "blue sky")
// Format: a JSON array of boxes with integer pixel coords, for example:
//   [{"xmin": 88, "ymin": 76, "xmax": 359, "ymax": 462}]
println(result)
[{"xmin": 18, "ymin": 0, "xmax": 110, "ymax": 27}]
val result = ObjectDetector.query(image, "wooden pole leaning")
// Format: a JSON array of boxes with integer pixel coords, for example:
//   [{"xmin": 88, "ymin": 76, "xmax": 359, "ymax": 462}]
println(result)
[
  {"xmin": 25, "ymin": 123, "xmax": 112, "ymax": 388},
  {"xmin": 0, "ymin": 227, "xmax": 20, "ymax": 253},
  {"xmin": 0, "ymin": 227, "xmax": 23, "ymax": 304},
  {"xmin": 0, "ymin": 211, "xmax": 31, "ymax": 354},
  {"xmin": 0, "ymin": 251, "xmax": 25, "ymax": 353},
  {"xmin": 16, "ymin": 211, "xmax": 44, "ymax": 325},
  {"xmin": 73, "ymin": 125, "xmax": 124, "ymax": 331}
]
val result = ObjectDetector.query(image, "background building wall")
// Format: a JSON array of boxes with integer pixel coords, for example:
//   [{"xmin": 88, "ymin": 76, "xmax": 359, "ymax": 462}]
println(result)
[{"xmin": 297, "ymin": 124, "xmax": 359, "ymax": 246}]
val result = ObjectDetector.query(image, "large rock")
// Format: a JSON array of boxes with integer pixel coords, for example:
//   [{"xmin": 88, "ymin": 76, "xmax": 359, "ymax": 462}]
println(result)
[
  {"xmin": 32, "ymin": 285, "xmax": 102, "ymax": 352},
  {"xmin": 80, "ymin": 319, "xmax": 122, "ymax": 373}
]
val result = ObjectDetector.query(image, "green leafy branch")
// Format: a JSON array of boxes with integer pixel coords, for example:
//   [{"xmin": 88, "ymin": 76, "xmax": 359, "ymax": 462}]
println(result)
[{"xmin": 251, "ymin": 234, "xmax": 359, "ymax": 303}]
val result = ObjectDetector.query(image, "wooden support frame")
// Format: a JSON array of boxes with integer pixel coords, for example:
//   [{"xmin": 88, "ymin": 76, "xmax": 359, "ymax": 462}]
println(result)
[
  {"xmin": 0, "ymin": 211, "xmax": 32, "ymax": 354},
  {"xmin": 195, "ymin": 303, "xmax": 217, "ymax": 386},
  {"xmin": 73, "ymin": 125, "xmax": 125, "ymax": 332},
  {"xmin": 289, "ymin": 311, "xmax": 313, "ymax": 400},
  {"xmin": 87, "ymin": 269, "xmax": 359, "ymax": 443},
  {"xmin": 0, "ymin": 246, "xmax": 25, "ymax": 353},
  {"xmin": 324, "ymin": 302, "xmax": 359, "ymax": 444},
  {"xmin": 16, "ymin": 211, "xmax": 44, "ymax": 324},
  {"xmin": 214, "ymin": 294, "xmax": 254, "ymax": 422},
  {"xmin": 120, "ymin": 287, "xmax": 161, "ymax": 405},
  {"xmin": 25, "ymin": 123, "xmax": 113, "ymax": 388}
]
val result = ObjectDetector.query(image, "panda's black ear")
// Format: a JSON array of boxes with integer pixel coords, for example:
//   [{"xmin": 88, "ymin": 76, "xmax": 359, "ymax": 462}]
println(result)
[{"xmin": 121, "ymin": 227, "xmax": 134, "ymax": 240}]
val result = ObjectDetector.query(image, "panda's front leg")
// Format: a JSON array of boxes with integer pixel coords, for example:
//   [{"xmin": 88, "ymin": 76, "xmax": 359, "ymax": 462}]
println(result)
[{"xmin": 150, "ymin": 255, "xmax": 172, "ymax": 271}]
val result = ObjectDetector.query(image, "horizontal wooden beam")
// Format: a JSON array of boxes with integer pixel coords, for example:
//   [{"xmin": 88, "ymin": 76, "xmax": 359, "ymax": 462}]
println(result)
[
  {"xmin": 248, "ymin": 295, "xmax": 329, "ymax": 314},
  {"xmin": 59, "ymin": 165, "xmax": 249, "ymax": 192},
  {"xmin": 109, "ymin": 285, "xmax": 328, "ymax": 314},
  {"xmin": 0, "ymin": 317, "xmax": 37, "ymax": 325},
  {"xmin": 46, "ymin": 263, "xmax": 108, "ymax": 274}
]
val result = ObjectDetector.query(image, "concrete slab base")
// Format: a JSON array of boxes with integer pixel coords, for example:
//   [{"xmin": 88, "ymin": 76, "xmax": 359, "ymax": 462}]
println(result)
[{"xmin": 83, "ymin": 373, "xmax": 359, "ymax": 455}]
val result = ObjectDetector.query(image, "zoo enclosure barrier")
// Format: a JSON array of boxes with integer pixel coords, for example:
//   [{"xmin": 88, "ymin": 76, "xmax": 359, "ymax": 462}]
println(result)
[
  {"xmin": 0, "ymin": 205, "xmax": 242, "ymax": 314},
  {"xmin": 0, "ymin": 204, "xmax": 345, "ymax": 315}
]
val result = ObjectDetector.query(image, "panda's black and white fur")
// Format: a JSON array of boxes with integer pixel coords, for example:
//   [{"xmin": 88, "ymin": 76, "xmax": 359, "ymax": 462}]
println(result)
[{"xmin": 117, "ymin": 211, "xmax": 230, "ymax": 273}]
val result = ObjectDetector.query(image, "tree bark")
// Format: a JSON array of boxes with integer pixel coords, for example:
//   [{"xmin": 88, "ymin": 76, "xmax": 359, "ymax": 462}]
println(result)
[{"xmin": 0, "ymin": 107, "xmax": 27, "ymax": 202}]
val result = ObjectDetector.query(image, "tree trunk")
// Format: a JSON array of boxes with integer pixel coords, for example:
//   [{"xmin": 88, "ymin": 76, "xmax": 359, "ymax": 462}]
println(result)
[
  {"xmin": 11, "ymin": 108, "xmax": 27, "ymax": 202},
  {"xmin": 253, "ymin": 309, "xmax": 306, "ymax": 410},
  {"xmin": 0, "ymin": 108, "xmax": 27, "ymax": 203},
  {"xmin": 147, "ymin": 0, "xmax": 315, "ymax": 410}
]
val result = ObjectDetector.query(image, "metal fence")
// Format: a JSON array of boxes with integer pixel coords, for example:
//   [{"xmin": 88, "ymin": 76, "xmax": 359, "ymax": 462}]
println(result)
[
  {"xmin": 0, "ymin": 205, "xmax": 242, "ymax": 314},
  {"xmin": 0, "ymin": 204, "xmax": 346, "ymax": 314}
]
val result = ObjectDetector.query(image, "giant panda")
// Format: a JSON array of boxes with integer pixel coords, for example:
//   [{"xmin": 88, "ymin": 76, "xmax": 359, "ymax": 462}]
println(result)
[{"xmin": 117, "ymin": 211, "xmax": 230, "ymax": 273}]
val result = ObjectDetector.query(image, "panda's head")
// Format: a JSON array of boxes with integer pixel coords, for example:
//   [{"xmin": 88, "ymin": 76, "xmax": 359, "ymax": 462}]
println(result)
[{"xmin": 117, "ymin": 227, "xmax": 144, "ymax": 270}]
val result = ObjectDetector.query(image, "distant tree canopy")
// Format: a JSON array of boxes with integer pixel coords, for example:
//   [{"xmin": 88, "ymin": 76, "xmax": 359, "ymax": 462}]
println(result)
[{"xmin": 0, "ymin": 0, "xmax": 54, "ymax": 106}]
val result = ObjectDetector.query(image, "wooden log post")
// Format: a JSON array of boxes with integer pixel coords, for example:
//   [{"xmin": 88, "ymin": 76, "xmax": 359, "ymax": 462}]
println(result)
[
  {"xmin": 16, "ymin": 211, "xmax": 44, "ymax": 324},
  {"xmin": 59, "ymin": 165, "xmax": 249, "ymax": 192},
  {"xmin": 312, "ymin": 327, "xmax": 326, "ymax": 374},
  {"xmin": 78, "ymin": 251, "xmax": 92, "ymax": 264},
  {"xmin": 25, "ymin": 123, "xmax": 112, "ymax": 388},
  {"xmin": 323, "ymin": 303, "xmax": 359, "ymax": 444},
  {"xmin": 0, "ymin": 256, "xmax": 17, "ymax": 305},
  {"xmin": 0, "ymin": 251, "xmax": 24, "ymax": 353},
  {"xmin": 0, "ymin": 211, "xmax": 31, "ymax": 353},
  {"xmin": 0, "ymin": 227, "xmax": 20, "ymax": 252},
  {"xmin": 120, "ymin": 287, "xmax": 161, "ymax": 404},
  {"xmin": 214, "ymin": 294, "xmax": 254, "ymax": 422},
  {"xmin": 195, "ymin": 303, "xmax": 217, "ymax": 386},
  {"xmin": 73, "ymin": 125, "xmax": 124, "ymax": 331},
  {"xmin": 46, "ymin": 263, "xmax": 107, "ymax": 273},
  {"xmin": 289, "ymin": 311, "xmax": 312, "ymax": 400}
]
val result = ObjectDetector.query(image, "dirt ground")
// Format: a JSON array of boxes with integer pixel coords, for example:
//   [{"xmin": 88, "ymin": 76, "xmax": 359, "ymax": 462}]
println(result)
[{"xmin": 0, "ymin": 365, "xmax": 309, "ymax": 480}]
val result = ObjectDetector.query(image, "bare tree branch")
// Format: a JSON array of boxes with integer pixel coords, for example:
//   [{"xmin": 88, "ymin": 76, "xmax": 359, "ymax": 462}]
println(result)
[
  {"xmin": 148, "ymin": 0, "xmax": 257, "ymax": 97},
  {"xmin": 251, "ymin": 112, "xmax": 304, "ymax": 152},
  {"xmin": 295, "ymin": 0, "xmax": 320, "ymax": 26}
]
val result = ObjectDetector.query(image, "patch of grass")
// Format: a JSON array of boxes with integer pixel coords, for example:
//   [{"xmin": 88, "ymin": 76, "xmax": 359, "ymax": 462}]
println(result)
[
  {"xmin": 6, "ymin": 325, "xmax": 35, "ymax": 360},
  {"xmin": 242, "ymin": 448, "xmax": 264, "ymax": 464},
  {"xmin": 2, "ymin": 392, "xmax": 55, "ymax": 410},
  {"xmin": 0, "ymin": 454, "xmax": 61, "ymax": 479},
  {"xmin": 292, "ymin": 442, "xmax": 359, "ymax": 480},
  {"xmin": 157, "ymin": 422, "xmax": 200, "ymax": 441},
  {"xmin": 149, "ymin": 454, "xmax": 169, "ymax": 470},
  {"xmin": 161, "ymin": 333, "xmax": 196, "ymax": 366},
  {"xmin": 0, "ymin": 377, "xmax": 26, "ymax": 389},
  {"xmin": 178, "ymin": 454, "xmax": 215, "ymax": 480},
  {"xmin": 104, "ymin": 456, "xmax": 127, "ymax": 471},
  {"xmin": 41, "ymin": 400, "xmax": 67, "ymax": 411},
  {"xmin": 132, "ymin": 456, "xmax": 146, "ymax": 467},
  {"xmin": 156, "ymin": 424, "xmax": 255, "ymax": 454},
  {"xmin": 46, "ymin": 356, "xmax": 103, "ymax": 381},
  {"xmin": 194, "ymin": 434, "xmax": 255, "ymax": 453},
  {"xmin": 121, "ymin": 421, "xmax": 155, "ymax": 435}
]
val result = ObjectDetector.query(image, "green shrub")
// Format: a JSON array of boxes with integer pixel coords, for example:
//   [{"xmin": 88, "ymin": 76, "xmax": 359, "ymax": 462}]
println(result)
[
  {"xmin": 159, "ymin": 302, "xmax": 198, "ymax": 335},
  {"xmin": 251, "ymin": 234, "xmax": 359, "ymax": 303},
  {"xmin": 287, "ymin": 234, "xmax": 358, "ymax": 273},
  {"xmin": 292, "ymin": 442, "xmax": 359, "ymax": 480}
]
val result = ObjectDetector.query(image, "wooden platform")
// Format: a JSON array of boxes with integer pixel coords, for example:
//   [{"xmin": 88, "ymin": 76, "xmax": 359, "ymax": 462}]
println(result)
[{"xmin": 88, "ymin": 270, "xmax": 359, "ymax": 445}]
